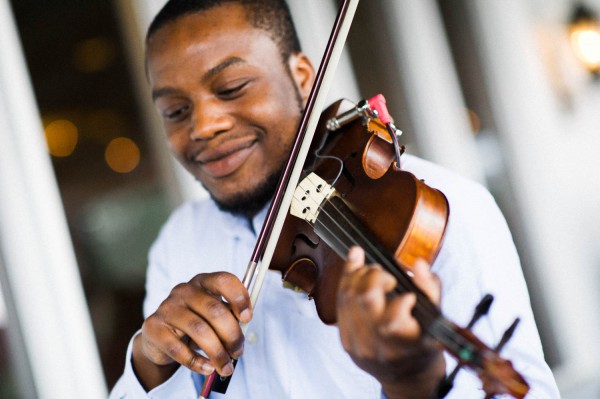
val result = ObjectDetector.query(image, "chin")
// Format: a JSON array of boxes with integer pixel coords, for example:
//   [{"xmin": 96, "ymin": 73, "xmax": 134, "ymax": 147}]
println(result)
[{"xmin": 206, "ymin": 170, "xmax": 282, "ymax": 218}]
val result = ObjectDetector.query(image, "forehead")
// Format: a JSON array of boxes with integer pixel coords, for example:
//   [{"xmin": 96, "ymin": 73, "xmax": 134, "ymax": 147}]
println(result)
[{"xmin": 146, "ymin": 4, "xmax": 283, "ymax": 87}]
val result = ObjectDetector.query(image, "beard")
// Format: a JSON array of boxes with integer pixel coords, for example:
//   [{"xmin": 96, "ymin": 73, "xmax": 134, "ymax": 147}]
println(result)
[{"xmin": 209, "ymin": 162, "xmax": 284, "ymax": 218}]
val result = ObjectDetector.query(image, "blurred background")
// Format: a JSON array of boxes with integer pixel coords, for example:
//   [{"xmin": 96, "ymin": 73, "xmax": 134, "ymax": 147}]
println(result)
[{"xmin": 0, "ymin": 0, "xmax": 599, "ymax": 397}]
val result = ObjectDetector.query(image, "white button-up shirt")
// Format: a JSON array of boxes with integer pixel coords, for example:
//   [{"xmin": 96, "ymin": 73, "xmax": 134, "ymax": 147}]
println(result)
[{"xmin": 110, "ymin": 154, "xmax": 560, "ymax": 398}]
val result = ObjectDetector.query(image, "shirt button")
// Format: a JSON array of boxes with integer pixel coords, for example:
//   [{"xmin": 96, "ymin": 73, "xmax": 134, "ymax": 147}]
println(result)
[{"xmin": 246, "ymin": 332, "xmax": 258, "ymax": 344}]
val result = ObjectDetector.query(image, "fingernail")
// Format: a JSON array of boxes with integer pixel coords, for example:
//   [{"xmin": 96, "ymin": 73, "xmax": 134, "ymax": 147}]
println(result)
[
  {"xmin": 240, "ymin": 308, "xmax": 252, "ymax": 323},
  {"xmin": 222, "ymin": 362, "xmax": 234, "ymax": 376},
  {"xmin": 201, "ymin": 363, "xmax": 215, "ymax": 375},
  {"xmin": 232, "ymin": 344, "xmax": 244, "ymax": 359}
]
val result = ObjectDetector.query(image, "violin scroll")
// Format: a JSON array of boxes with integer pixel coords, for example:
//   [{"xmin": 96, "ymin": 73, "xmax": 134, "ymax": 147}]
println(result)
[{"xmin": 480, "ymin": 355, "xmax": 529, "ymax": 398}]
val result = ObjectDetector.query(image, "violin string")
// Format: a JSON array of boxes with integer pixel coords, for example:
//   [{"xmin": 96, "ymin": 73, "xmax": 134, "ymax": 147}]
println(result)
[{"xmin": 312, "ymin": 196, "xmax": 475, "ymax": 356}]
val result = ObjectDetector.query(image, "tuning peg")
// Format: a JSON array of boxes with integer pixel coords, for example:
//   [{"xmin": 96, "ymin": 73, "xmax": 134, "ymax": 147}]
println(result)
[
  {"xmin": 436, "ymin": 362, "xmax": 460, "ymax": 398},
  {"xmin": 495, "ymin": 318, "xmax": 520, "ymax": 352},
  {"xmin": 436, "ymin": 294, "xmax": 495, "ymax": 398},
  {"xmin": 467, "ymin": 294, "xmax": 494, "ymax": 329}
]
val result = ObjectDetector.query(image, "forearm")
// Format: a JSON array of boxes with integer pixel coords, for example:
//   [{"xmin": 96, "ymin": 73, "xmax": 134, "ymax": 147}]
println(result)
[{"xmin": 131, "ymin": 333, "xmax": 180, "ymax": 391}]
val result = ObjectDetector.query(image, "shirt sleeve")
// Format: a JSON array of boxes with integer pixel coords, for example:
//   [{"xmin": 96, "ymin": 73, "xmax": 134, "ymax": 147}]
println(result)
[
  {"xmin": 108, "ymin": 331, "xmax": 197, "ymax": 399},
  {"xmin": 431, "ymin": 181, "xmax": 560, "ymax": 398}
]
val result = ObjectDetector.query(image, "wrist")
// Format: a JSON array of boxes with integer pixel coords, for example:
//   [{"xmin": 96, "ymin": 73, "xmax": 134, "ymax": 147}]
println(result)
[
  {"xmin": 380, "ymin": 349, "xmax": 446, "ymax": 399},
  {"xmin": 131, "ymin": 333, "xmax": 179, "ymax": 391}
]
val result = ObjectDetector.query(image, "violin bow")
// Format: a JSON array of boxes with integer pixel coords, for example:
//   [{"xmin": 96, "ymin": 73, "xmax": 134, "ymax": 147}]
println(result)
[{"xmin": 199, "ymin": 0, "xmax": 360, "ymax": 397}]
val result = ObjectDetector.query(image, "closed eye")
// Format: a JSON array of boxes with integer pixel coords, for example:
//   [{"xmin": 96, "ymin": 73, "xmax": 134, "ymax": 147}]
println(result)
[
  {"xmin": 163, "ymin": 104, "xmax": 191, "ymax": 122},
  {"xmin": 217, "ymin": 80, "xmax": 252, "ymax": 99}
]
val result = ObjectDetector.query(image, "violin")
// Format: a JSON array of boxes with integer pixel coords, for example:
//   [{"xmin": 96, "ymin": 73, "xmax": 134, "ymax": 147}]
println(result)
[{"xmin": 270, "ymin": 96, "xmax": 530, "ymax": 398}]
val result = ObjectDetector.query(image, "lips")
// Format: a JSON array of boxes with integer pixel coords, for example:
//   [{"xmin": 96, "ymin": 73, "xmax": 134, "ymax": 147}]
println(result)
[{"xmin": 192, "ymin": 136, "xmax": 257, "ymax": 178}]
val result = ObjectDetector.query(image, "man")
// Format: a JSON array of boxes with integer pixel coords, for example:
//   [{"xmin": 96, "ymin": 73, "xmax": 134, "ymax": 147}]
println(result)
[{"xmin": 110, "ymin": 0, "xmax": 560, "ymax": 398}]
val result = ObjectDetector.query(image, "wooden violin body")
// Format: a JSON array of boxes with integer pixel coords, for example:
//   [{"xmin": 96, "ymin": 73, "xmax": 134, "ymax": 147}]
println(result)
[{"xmin": 270, "ymin": 100, "xmax": 449, "ymax": 324}]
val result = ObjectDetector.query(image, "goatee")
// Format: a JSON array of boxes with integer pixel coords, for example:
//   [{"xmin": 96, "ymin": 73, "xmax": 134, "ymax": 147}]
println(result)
[{"xmin": 209, "ymin": 164, "xmax": 283, "ymax": 218}]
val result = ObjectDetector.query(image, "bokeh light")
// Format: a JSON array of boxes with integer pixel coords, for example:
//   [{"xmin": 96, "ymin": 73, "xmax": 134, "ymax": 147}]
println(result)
[
  {"xmin": 105, "ymin": 137, "xmax": 140, "ymax": 173},
  {"xmin": 44, "ymin": 119, "xmax": 78, "ymax": 157},
  {"xmin": 570, "ymin": 25, "xmax": 600, "ymax": 72}
]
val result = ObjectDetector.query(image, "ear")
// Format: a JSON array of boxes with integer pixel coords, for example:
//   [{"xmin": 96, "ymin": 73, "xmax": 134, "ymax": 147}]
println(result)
[{"xmin": 288, "ymin": 52, "xmax": 316, "ymax": 105}]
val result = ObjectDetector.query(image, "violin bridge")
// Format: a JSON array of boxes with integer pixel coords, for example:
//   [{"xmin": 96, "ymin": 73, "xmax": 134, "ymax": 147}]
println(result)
[{"xmin": 290, "ymin": 173, "xmax": 336, "ymax": 223}]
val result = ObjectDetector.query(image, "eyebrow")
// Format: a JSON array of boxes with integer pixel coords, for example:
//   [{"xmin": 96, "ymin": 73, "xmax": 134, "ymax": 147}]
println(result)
[
  {"xmin": 152, "ymin": 56, "xmax": 247, "ymax": 102},
  {"xmin": 152, "ymin": 86, "xmax": 179, "ymax": 101},
  {"xmin": 203, "ymin": 56, "xmax": 246, "ymax": 82}
]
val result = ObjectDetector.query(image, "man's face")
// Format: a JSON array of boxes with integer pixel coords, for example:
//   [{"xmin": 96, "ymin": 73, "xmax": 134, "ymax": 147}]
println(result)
[{"xmin": 146, "ymin": 4, "xmax": 314, "ymax": 215}]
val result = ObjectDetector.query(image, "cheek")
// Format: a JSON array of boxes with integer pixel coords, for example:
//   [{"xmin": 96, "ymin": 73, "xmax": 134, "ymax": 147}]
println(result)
[
  {"xmin": 242, "ymin": 74, "xmax": 301, "ymax": 122},
  {"xmin": 261, "ymin": 124, "xmax": 296, "ymax": 170}
]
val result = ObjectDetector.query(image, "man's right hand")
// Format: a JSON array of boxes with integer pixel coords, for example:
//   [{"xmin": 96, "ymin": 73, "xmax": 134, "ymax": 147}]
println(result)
[{"xmin": 131, "ymin": 272, "xmax": 253, "ymax": 390}]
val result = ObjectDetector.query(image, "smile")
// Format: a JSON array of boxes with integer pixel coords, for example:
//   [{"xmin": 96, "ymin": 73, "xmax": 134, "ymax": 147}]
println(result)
[{"xmin": 193, "ymin": 137, "xmax": 257, "ymax": 178}]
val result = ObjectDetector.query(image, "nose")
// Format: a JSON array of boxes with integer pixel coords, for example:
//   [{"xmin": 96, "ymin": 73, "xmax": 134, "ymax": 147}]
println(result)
[{"xmin": 189, "ymin": 100, "xmax": 234, "ymax": 141}]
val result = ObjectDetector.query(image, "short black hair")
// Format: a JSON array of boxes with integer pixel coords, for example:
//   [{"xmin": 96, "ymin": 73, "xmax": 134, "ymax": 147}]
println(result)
[{"xmin": 147, "ymin": 0, "xmax": 302, "ymax": 60}]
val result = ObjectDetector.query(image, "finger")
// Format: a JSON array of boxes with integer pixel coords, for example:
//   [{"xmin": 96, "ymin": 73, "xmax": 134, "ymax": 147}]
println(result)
[
  {"xmin": 411, "ymin": 259, "xmax": 441, "ymax": 306},
  {"xmin": 149, "ymin": 300, "xmax": 237, "ymax": 376},
  {"xmin": 337, "ymin": 264, "xmax": 375, "ymax": 352},
  {"xmin": 380, "ymin": 292, "xmax": 421, "ymax": 339},
  {"xmin": 338, "ymin": 246, "xmax": 369, "ymax": 303},
  {"xmin": 142, "ymin": 315, "xmax": 216, "ymax": 376},
  {"xmin": 160, "ymin": 280, "xmax": 245, "ymax": 374},
  {"xmin": 192, "ymin": 294, "xmax": 246, "ymax": 360},
  {"xmin": 340, "ymin": 248, "xmax": 395, "ymax": 295},
  {"xmin": 193, "ymin": 272, "xmax": 253, "ymax": 323},
  {"xmin": 191, "ymin": 272, "xmax": 252, "ymax": 323},
  {"xmin": 352, "ymin": 266, "xmax": 397, "ymax": 315},
  {"xmin": 337, "ymin": 266, "xmax": 393, "ymax": 353}
]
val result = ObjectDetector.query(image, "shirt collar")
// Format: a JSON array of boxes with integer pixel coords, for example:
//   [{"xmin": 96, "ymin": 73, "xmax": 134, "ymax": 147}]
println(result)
[{"xmin": 213, "ymin": 200, "xmax": 270, "ymax": 240}]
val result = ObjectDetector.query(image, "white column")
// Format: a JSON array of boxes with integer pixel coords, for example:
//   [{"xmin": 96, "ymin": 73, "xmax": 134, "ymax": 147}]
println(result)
[
  {"xmin": 0, "ymin": 1, "xmax": 107, "ymax": 398},
  {"xmin": 466, "ymin": 0, "xmax": 600, "ymax": 380},
  {"xmin": 379, "ymin": 0, "xmax": 485, "ymax": 183}
]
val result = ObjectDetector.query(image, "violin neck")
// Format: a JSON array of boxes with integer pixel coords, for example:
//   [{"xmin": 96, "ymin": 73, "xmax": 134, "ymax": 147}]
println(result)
[{"xmin": 314, "ymin": 195, "xmax": 484, "ymax": 368}]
